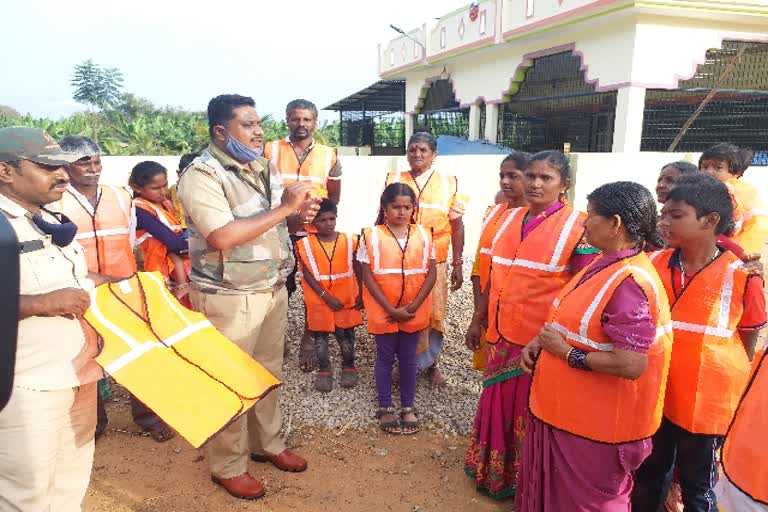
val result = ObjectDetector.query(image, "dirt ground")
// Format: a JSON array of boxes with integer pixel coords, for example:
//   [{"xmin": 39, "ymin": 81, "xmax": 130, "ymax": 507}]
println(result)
[{"xmin": 83, "ymin": 396, "xmax": 507, "ymax": 512}]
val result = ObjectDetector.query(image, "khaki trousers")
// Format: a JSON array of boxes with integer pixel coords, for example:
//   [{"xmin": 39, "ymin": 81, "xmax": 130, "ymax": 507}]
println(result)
[
  {"xmin": 190, "ymin": 287, "xmax": 288, "ymax": 479},
  {"xmin": 0, "ymin": 382, "xmax": 96, "ymax": 512}
]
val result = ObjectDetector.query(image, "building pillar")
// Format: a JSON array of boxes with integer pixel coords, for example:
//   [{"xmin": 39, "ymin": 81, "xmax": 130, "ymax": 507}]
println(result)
[
  {"xmin": 484, "ymin": 103, "xmax": 500, "ymax": 144},
  {"xmin": 468, "ymin": 103, "xmax": 481, "ymax": 141},
  {"xmin": 612, "ymin": 86, "xmax": 647, "ymax": 152},
  {"xmin": 405, "ymin": 113, "xmax": 416, "ymax": 146}
]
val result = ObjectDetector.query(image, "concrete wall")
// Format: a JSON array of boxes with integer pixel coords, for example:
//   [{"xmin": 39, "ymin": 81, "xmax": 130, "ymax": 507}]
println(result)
[{"xmin": 99, "ymin": 153, "xmax": 767, "ymax": 252}]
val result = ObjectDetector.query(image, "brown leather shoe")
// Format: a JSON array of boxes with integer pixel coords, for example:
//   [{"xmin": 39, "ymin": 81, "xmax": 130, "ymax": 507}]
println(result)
[
  {"xmin": 251, "ymin": 449, "xmax": 307, "ymax": 472},
  {"xmin": 211, "ymin": 473, "xmax": 266, "ymax": 499}
]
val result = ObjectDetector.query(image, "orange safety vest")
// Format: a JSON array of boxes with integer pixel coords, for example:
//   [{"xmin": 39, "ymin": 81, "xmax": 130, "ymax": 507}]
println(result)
[
  {"xmin": 651, "ymin": 249, "xmax": 751, "ymax": 435},
  {"xmin": 722, "ymin": 348, "xmax": 768, "ymax": 505},
  {"xmin": 82, "ymin": 271, "xmax": 281, "ymax": 448},
  {"xmin": 361, "ymin": 224, "xmax": 433, "ymax": 334},
  {"xmin": 265, "ymin": 139, "xmax": 337, "ymax": 199},
  {"xmin": 529, "ymin": 252, "xmax": 673, "ymax": 444},
  {"xmin": 729, "ymin": 178, "xmax": 768, "ymax": 254},
  {"xmin": 475, "ymin": 203, "xmax": 510, "ymax": 292},
  {"xmin": 134, "ymin": 198, "xmax": 186, "ymax": 277},
  {"xmin": 57, "ymin": 185, "xmax": 136, "ymax": 278},
  {"xmin": 295, "ymin": 233, "xmax": 363, "ymax": 333},
  {"xmin": 486, "ymin": 205, "xmax": 586, "ymax": 346},
  {"xmin": 386, "ymin": 170, "xmax": 457, "ymax": 263}
]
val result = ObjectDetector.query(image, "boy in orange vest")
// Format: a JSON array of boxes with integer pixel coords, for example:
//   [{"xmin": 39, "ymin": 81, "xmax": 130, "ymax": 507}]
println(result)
[
  {"xmin": 295, "ymin": 199, "xmax": 362, "ymax": 392},
  {"xmin": 632, "ymin": 174, "xmax": 766, "ymax": 512}
]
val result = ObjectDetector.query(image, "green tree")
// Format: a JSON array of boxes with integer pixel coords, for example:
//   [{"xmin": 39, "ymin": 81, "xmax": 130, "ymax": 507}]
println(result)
[
  {"xmin": 71, "ymin": 59, "xmax": 124, "ymax": 111},
  {"xmin": 0, "ymin": 105, "xmax": 21, "ymax": 119}
]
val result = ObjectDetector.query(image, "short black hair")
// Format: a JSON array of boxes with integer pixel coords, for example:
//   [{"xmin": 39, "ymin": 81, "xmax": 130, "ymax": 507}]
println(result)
[
  {"xmin": 130, "ymin": 161, "xmax": 167, "ymax": 188},
  {"xmin": 666, "ymin": 173, "xmax": 734, "ymax": 235},
  {"xmin": 317, "ymin": 198, "xmax": 337, "ymax": 216},
  {"xmin": 587, "ymin": 181, "xmax": 661, "ymax": 246},
  {"xmin": 408, "ymin": 132, "xmax": 437, "ymax": 152},
  {"xmin": 179, "ymin": 152, "xmax": 200, "ymax": 172},
  {"xmin": 662, "ymin": 161, "xmax": 698, "ymax": 176},
  {"xmin": 286, "ymin": 99, "xmax": 318, "ymax": 118},
  {"xmin": 501, "ymin": 151, "xmax": 531, "ymax": 170},
  {"xmin": 207, "ymin": 94, "xmax": 255, "ymax": 137},
  {"xmin": 699, "ymin": 143, "xmax": 742, "ymax": 175}
]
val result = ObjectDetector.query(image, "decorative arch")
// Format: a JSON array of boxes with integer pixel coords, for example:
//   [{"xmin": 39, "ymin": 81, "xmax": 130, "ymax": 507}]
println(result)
[
  {"xmin": 414, "ymin": 77, "xmax": 470, "ymax": 139},
  {"xmin": 497, "ymin": 48, "xmax": 617, "ymax": 152}
]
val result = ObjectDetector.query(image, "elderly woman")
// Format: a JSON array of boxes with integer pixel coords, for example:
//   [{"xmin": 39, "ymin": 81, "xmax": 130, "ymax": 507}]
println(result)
[
  {"xmin": 517, "ymin": 181, "xmax": 672, "ymax": 512},
  {"xmin": 384, "ymin": 132, "xmax": 467, "ymax": 386}
]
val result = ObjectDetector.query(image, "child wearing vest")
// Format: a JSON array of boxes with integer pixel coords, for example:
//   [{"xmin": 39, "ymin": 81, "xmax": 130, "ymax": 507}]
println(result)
[
  {"xmin": 129, "ymin": 161, "xmax": 190, "ymax": 304},
  {"xmin": 699, "ymin": 143, "xmax": 768, "ymax": 255},
  {"xmin": 295, "ymin": 199, "xmax": 362, "ymax": 392},
  {"xmin": 358, "ymin": 184, "xmax": 437, "ymax": 435},
  {"xmin": 632, "ymin": 174, "xmax": 766, "ymax": 512}
]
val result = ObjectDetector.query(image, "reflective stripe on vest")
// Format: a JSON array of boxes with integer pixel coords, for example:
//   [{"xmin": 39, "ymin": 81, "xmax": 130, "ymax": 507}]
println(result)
[
  {"xmin": 722, "ymin": 349, "xmax": 768, "ymax": 505},
  {"xmin": 83, "ymin": 271, "xmax": 281, "ymax": 448},
  {"xmin": 486, "ymin": 206, "xmax": 586, "ymax": 346},
  {"xmin": 362, "ymin": 225, "xmax": 432, "ymax": 334},
  {"xmin": 300, "ymin": 234, "xmax": 354, "ymax": 281},
  {"xmin": 134, "ymin": 199, "xmax": 182, "ymax": 245},
  {"xmin": 653, "ymin": 249, "xmax": 751, "ymax": 435},
  {"xmin": 267, "ymin": 139, "xmax": 334, "ymax": 194},
  {"xmin": 530, "ymin": 252, "xmax": 673, "ymax": 444},
  {"xmin": 476, "ymin": 204, "xmax": 511, "ymax": 292}
]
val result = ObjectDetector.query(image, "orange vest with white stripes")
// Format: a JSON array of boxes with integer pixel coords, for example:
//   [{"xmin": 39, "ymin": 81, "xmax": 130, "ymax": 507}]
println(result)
[
  {"xmin": 265, "ymin": 139, "xmax": 337, "ymax": 199},
  {"xmin": 57, "ymin": 185, "xmax": 136, "ymax": 278},
  {"xmin": 529, "ymin": 252, "xmax": 673, "ymax": 444},
  {"xmin": 134, "ymin": 198, "xmax": 186, "ymax": 277},
  {"xmin": 475, "ymin": 203, "xmax": 510, "ymax": 293},
  {"xmin": 729, "ymin": 178, "xmax": 768, "ymax": 254},
  {"xmin": 82, "ymin": 271, "xmax": 281, "ymax": 448},
  {"xmin": 486, "ymin": 205, "xmax": 586, "ymax": 346},
  {"xmin": 651, "ymin": 249, "xmax": 751, "ymax": 435},
  {"xmin": 361, "ymin": 225, "xmax": 433, "ymax": 334},
  {"xmin": 385, "ymin": 170, "xmax": 457, "ymax": 263},
  {"xmin": 295, "ymin": 233, "xmax": 363, "ymax": 332},
  {"xmin": 722, "ymin": 348, "xmax": 768, "ymax": 505}
]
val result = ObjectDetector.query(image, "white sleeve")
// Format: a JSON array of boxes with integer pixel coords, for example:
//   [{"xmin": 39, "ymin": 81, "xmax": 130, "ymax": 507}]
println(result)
[{"xmin": 356, "ymin": 240, "xmax": 369, "ymax": 263}]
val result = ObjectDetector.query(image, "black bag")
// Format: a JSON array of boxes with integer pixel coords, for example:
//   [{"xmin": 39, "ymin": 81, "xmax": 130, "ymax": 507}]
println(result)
[{"xmin": 0, "ymin": 213, "xmax": 18, "ymax": 411}]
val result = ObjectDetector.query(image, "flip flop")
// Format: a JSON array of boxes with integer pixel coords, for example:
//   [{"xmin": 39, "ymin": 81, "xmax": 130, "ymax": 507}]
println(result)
[
  {"xmin": 399, "ymin": 407, "xmax": 420, "ymax": 435},
  {"xmin": 376, "ymin": 407, "xmax": 401, "ymax": 435},
  {"xmin": 144, "ymin": 423, "xmax": 175, "ymax": 443}
]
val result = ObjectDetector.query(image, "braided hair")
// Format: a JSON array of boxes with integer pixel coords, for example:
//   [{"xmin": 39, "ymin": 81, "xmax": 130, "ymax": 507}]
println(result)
[
  {"xmin": 586, "ymin": 181, "xmax": 663, "ymax": 248},
  {"xmin": 375, "ymin": 183, "xmax": 417, "ymax": 225}
]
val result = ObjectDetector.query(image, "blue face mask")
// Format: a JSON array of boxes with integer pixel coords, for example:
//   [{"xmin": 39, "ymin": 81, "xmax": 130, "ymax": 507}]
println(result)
[
  {"xmin": 32, "ymin": 211, "xmax": 78, "ymax": 247},
  {"xmin": 223, "ymin": 130, "xmax": 263, "ymax": 163}
]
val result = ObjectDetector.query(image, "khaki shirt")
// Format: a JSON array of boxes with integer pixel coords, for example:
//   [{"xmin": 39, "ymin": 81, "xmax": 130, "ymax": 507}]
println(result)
[
  {"xmin": 176, "ymin": 144, "xmax": 293, "ymax": 293},
  {"xmin": 0, "ymin": 193, "xmax": 101, "ymax": 390}
]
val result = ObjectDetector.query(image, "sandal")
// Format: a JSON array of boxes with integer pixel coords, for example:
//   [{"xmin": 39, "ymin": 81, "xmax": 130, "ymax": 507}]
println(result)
[
  {"xmin": 144, "ymin": 422, "xmax": 175, "ymax": 443},
  {"xmin": 314, "ymin": 371, "xmax": 332, "ymax": 392},
  {"xmin": 400, "ymin": 407, "xmax": 420, "ymax": 435},
  {"xmin": 339, "ymin": 368, "xmax": 359, "ymax": 388},
  {"xmin": 376, "ymin": 407, "xmax": 401, "ymax": 435}
]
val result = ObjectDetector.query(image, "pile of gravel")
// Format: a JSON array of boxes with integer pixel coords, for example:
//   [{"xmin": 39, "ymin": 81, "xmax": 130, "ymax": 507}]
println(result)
[{"xmin": 279, "ymin": 260, "xmax": 482, "ymax": 437}]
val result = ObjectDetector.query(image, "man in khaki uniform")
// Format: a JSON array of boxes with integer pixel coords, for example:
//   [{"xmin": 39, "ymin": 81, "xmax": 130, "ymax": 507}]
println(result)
[
  {"xmin": 0, "ymin": 127, "xmax": 104, "ymax": 510},
  {"xmin": 177, "ymin": 94, "xmax": 317, "ymax": 500}
]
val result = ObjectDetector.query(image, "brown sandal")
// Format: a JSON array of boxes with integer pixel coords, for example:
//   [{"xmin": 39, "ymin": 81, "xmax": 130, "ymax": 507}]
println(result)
[
  {"xmin": 376, "ymin": 407, "xmax": 401, "ymax": 435},
  {"xmin": 144, "ymin": 422, "xmax": 175, "ymax": 443},
  {"xmin": 399, "ymin": 407, "xmax": 420, "ymax": 435}
]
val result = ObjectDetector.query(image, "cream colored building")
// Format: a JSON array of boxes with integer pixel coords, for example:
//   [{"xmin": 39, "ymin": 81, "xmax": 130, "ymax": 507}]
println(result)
[{"xmin": 376, "ymin": 0, "xmax": 768, "ymax": 160}]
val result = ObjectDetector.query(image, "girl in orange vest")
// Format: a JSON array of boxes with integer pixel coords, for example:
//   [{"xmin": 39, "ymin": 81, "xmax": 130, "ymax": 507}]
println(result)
[
  {"xmin": 295, "ymin": 199, "xmax": 363, "ymax": 392},
  {"xmin": 358, "ymin": 183, "xmax": 437, "ymax": 435},
  {"xmin": 632, "ymin": 174, "xmax": 766, "ymax": 512},
  {"xmin": 129, "ymin": 161, "xmax": 190, "ymax": 304},
  {"xmin": 469, "ymin": 152, "xmax": 530, "ymax": 371},
  {"xmin": 464, "ymin": 151, "xmax": 598, "ymax": 500},
  {"xmin": 518, "ymin": 181, "xmax": 673, "ymax": 512},
  {"xmin": 700, "ymin": 143, "xmax": 768, "ymax": 255}
]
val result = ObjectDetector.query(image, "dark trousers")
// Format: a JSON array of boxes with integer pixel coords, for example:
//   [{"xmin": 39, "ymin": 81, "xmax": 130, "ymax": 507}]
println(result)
[
  {"xmin": 96, "ymin": 392, "xmax": 163, "ymax": 435},
  {"xmin": 375, "ymin": 331, "xmax": 419, "ymax": 409},
  {"xmin": 287, "ymin": 234, "xmax": 305, "ymax": 297},
  {"xmin": 632, "ymin": 417, "xmax": 722, "ymax": 512},
  {"xmin": 312, "ymin": 327, "xmax": 356, "ymax": 371}
]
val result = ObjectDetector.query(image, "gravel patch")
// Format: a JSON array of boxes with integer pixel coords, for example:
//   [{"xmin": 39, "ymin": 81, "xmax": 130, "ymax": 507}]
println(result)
[{"xmin": 279, "ymin": 261, "xmax": 481, "ymax": 436}]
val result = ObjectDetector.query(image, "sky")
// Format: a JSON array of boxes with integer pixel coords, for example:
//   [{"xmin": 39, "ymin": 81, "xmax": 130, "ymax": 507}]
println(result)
[{"xmin": 2, "ymin": 0, "xmax": 467, "ymax": 122}]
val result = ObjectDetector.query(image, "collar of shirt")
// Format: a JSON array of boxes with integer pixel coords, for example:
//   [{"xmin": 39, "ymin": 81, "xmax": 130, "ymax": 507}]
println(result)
[
  {"xmin": 412, "ymin": 169, "xmax": 435, "ymax": 189},
  {"xmin": 65, "ymin": 184, "xmax": 102, "ymax": 216},
  {"xmin": 286, "ymin": 136, "xmax": 316, "ymax": 164},
  {"xmin": 0, "ymin": 192, "xmax": 30, "ymax": 218}
]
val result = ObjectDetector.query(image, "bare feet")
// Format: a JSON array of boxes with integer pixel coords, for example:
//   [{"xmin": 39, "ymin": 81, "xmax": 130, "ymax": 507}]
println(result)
[{"xmin": 429, "ymin": 365, "xmax": 447, "ymax": 387}]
